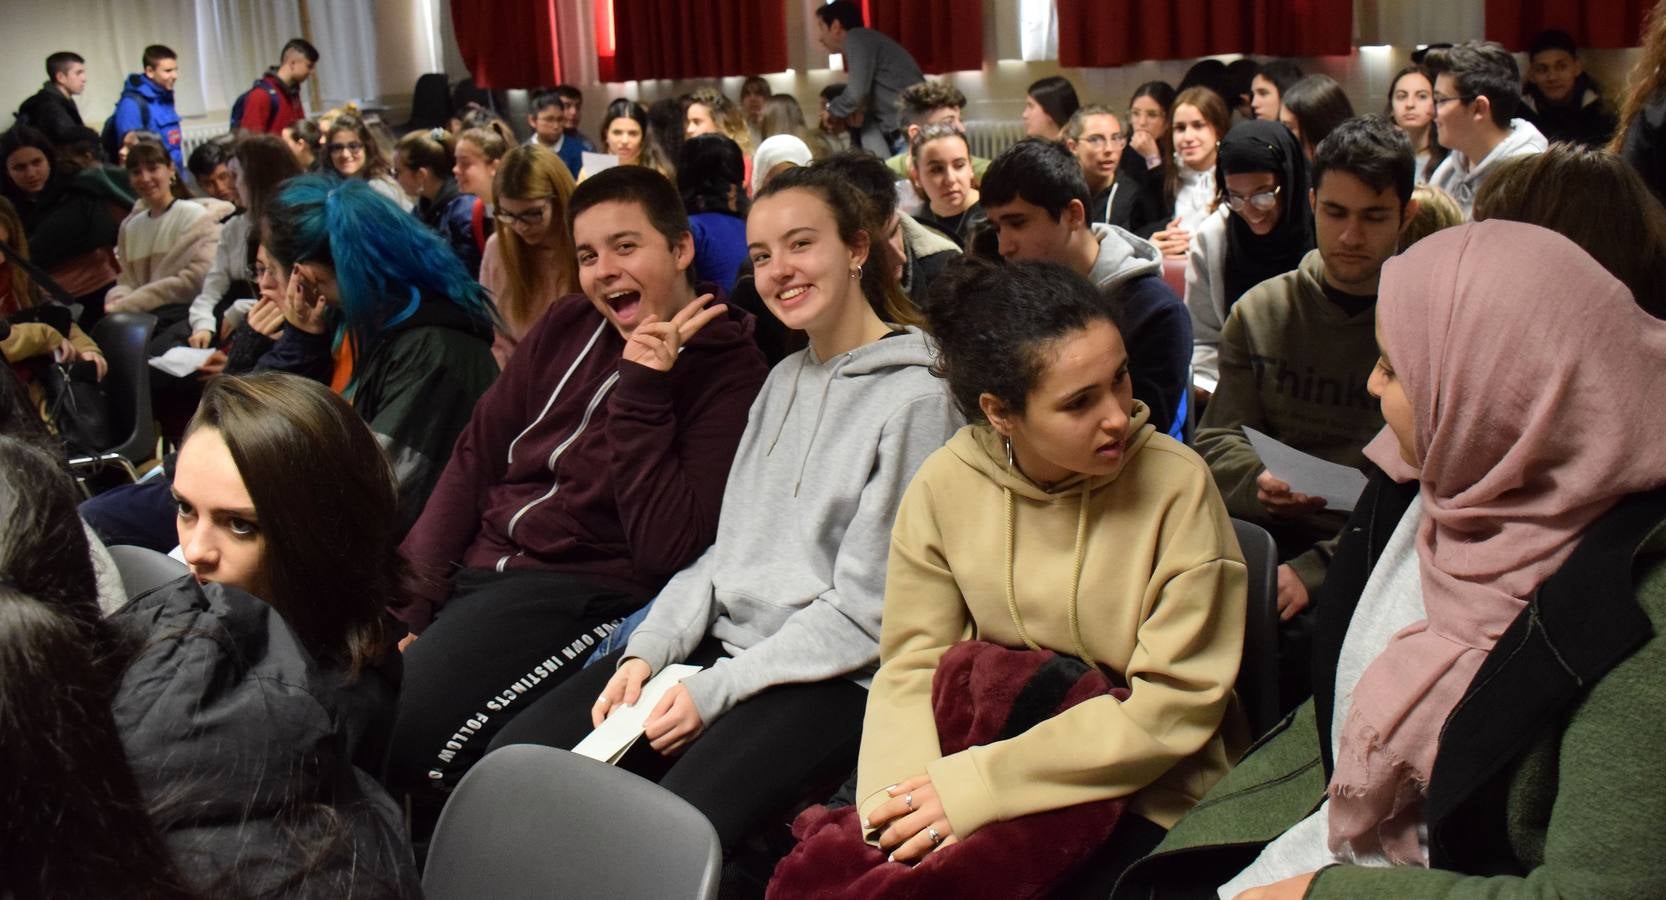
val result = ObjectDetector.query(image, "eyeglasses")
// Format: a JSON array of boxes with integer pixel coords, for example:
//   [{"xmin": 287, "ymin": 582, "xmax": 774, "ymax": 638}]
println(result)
[
  {"xmin": 1225, "ymin": 185, "xmax": 1281, "ymax": 213},
  {"xmin": 327, "ymin": 141, "xmax": 365, "ymax": 155},
  {"xmin": 494, "ymin": 202, "xmax": 551, "ymax": 226},
  {"xmin": 1080, "ymin": 133, "xmax": 1128, "ymax": 149},
  {"xmin": 253, "ymin": 262, "xmax": 271, "ymax": 279},
  {"xmin": 1430, "ymin": 93, "xmax": 1471, "ymax": 108}
]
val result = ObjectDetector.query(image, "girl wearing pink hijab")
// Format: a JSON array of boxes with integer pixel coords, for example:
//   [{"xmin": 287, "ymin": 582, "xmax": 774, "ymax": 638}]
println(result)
[{"xmin": 1111, "ymin": 219, "xmax": 1666, "ymax": 899}]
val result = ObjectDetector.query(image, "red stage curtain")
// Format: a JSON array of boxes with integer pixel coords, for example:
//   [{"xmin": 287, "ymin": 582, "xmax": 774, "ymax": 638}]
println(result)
[
  {"xmin": 1056, "ymin": 0, "xmax": 1353, "ymax": 68},
  {"xmin": 1486, "ymin": 0, "xmax": 1650, "ymax": 50},
  {"xmin": 609, "ymin": 0, "xmax": 787, "ymax": 81},
  {"xmin": 450, "ymin": 0, "xmax": 562, "ymax": 89},
  {"xmin": 868, "ymin": 0, "xmax": 985, "ymax": 74}
]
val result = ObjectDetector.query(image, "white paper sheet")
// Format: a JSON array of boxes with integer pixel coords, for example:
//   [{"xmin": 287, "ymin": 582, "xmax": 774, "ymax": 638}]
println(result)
[
  {"xmin": 147, "ymin": 346, "xmax": 217, "ymax": 377},
  {"xmin": 571, "ymin": 663, "xmax": 702, "ymax": 764},
  {"xmin": 581, "ymin": 151, "xmax": 620, "ymax": 176},
  {"xmin": 1243, "ymin": 426, "xmax": 1368, "ymax": 513}
]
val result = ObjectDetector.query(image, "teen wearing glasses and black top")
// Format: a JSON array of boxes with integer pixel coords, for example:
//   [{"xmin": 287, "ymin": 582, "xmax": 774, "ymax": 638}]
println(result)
[
  {"xmin": 1065, "ymin": 105, "xmax": 1164, "ymax": 234},
  {"xmin": 1183, "ymin": 119, "xmax": 1315, "ymax": 388}
]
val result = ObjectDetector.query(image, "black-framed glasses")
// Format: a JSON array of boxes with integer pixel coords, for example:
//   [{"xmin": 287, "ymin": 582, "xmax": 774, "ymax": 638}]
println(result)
[
  {"xmin": 1431, "ymin": 93, "xmax": 1470, "ymax": 108},
  {"xmin": 1081, "ymin": 132, "xmax": 1128, "ymax": 149},
  {"xmin": 1225, "ymin": 185, "xmax": 1281, "ymax": 213},
  {"xmin": 494, "ymin": 201, "xmax": 552, "ymax": 226},
  {"xmin": 327, "ymin": 141, "xmax": 365, "ymax": 155}
]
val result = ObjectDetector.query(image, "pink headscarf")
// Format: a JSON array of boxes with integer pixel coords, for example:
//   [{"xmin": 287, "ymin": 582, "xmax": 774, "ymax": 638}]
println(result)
[{"xmin": 1329, "ymin": 220, "xmax": 1666, "ymax": 862}]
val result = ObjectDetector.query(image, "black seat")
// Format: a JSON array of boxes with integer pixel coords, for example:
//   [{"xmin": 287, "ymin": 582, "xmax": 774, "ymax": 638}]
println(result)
[
  {"xmin": 1230, "ymin": 518, "xmax": 1281, "ymax": 739},
  {"xmin": 70, "ymin": 312, "xmax": 158, "ymax": 481},
  {"xmin": 107, "ymin": 544, "xmax": 188, "ymax": 600},
  {"xmin": 424, "ymin": 745, "xmax": 721, "ymax": 900}
]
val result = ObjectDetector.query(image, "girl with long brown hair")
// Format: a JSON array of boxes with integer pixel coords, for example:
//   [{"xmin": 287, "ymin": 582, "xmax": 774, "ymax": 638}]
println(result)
[
  {"xmin": 1149, "ymin": 86, "xmax": 1230, "ymax": 258},
  {"xmin": 478, "ymin": 143, "xmax": 578, "ymax": 364}
]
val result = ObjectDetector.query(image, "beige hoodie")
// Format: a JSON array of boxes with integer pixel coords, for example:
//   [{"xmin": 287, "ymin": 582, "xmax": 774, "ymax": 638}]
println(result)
[{"xmin": 857, "ymin": 410, "xmax": 1247, "ymax": 837}]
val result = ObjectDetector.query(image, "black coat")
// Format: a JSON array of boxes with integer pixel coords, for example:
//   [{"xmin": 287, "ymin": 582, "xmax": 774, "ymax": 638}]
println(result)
[
  {"xmin": 16, "ymin": 83, "xmax": 83, "ymax": 143},
  {"xmin": 111, "ymin": 578, "xmax": 421, "ymax": 899}
]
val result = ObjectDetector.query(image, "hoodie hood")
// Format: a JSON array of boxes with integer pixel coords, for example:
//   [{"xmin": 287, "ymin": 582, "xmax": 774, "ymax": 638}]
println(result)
[
  {"xmin": 901, "ymin": 210, "xmax": 961, "ymax": 259},
  {"xmin": 948, "ymin": 406, "xmax": 1155, "ymax": 503},
  {"xmin": 1087, "ymin": 222, "xmax": 1162, "ymax": 292},
  {"xmin": 764, "ymin": 326, "xmax": 938, "ymax": 474},
  {"xmin": 126, "ymin": 72, "xmax": 174, "ymax": 104}
]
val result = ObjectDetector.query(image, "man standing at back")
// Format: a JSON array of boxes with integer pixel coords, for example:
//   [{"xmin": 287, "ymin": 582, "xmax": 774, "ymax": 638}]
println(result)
[
  {"xmin": 236, "ymin": 38, "xmax": 317, "ymax": 135},
  {"xmin": 1425, "ymin": 40, "xmax": 1547, "ymax": 216},
  {"xmin": 18, "ymin": 52, "xmax": 87, "ymax": 145},
  {"xmin": 815, "ymin": 1, "xmax": 924, "ymax": 157},
  {"xmin": 112, "ymin": 44, "xmax": 185, "ymax": 174}
]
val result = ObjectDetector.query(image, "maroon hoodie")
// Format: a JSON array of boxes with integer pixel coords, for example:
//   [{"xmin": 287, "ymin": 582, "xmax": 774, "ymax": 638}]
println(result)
[{"xmin": 397, "ymin": 287, "xmax": 768, "ymax": 631}]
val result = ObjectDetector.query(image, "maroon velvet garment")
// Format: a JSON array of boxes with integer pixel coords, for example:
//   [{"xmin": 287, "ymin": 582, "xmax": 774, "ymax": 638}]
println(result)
[{"xmin": 769, "ymin": 641, "xmax": 1129, "ymax": 900}]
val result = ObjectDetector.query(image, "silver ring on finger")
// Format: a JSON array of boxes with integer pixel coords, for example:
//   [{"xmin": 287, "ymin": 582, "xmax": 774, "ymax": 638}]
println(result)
[
  {"xmin": 927, "ymin": 824, "xmax": 943, "ymax": 845},
  {"xmin": 903, "ymin": 792, "xmax": 914, "ymax": 811},
  {"xmin": 595, "ymin": 694, "xmax": 609, "ymax": 705}
]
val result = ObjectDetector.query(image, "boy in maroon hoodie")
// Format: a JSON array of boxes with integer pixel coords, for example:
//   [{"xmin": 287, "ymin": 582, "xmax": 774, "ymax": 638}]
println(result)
[{"xmin": 389, "ymin": 166, "xmax": 769, "ymax": 795}]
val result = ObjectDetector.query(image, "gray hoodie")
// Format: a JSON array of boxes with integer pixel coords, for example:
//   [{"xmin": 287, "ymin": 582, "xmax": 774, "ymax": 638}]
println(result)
[
  {"xmin": 1087, "ymin": 223, "xmax": 1193, "ymax": 439},
  {"xmin": 1429, "ymin": 118, "xmax": 1548, "ymax": 217},
  {"xmin": 624, "ymin": 328, "xmax": 961, "ymax": 720},
  {"xmin": 1088, "ymin": 221, "xmax": 1164, "ymax": 289}
]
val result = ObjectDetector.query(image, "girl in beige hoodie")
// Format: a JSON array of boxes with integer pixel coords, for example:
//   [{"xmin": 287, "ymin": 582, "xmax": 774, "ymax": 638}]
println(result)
[
  {"xmin": 855, "ymin": 258, "xmax": 1247, "ymax": 891},
  {"xmin": 104, "ymin": 142, "xmax": 218, "ymax": 316}
]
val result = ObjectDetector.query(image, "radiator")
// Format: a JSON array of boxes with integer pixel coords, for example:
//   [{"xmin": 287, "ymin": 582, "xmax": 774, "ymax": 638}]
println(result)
[
  {"xmin": 963, "ymin": 119, "xmax": 1027, "ymax": 161},
  {"xmin": 180, "ymin": 121, "xmax": 232, "ymax": 158}
]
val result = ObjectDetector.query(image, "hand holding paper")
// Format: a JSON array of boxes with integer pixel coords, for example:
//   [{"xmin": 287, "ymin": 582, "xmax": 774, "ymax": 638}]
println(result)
[
  {"xmin": 572, "ymin": 663, "xmax": 701, "ymax": 764},
  {"xmin": 1244, "ymin": 426, "xmax": 1368, "ymax": 513}
]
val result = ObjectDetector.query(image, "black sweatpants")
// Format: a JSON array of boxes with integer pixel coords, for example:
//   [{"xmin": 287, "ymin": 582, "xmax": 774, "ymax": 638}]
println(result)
[
  {"xmin": 488, "ymin": 637, "xmax": 869, "ymax": 853},
  {"xmin": 386, "ymin": 568, "xmax": 645, "ymax": 797}
]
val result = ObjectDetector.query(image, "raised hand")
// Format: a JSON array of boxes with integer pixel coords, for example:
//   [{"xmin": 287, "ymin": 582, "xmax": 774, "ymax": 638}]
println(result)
[{"xmin": 622, "ymin": 293, "xmax": 728, "ymax": 372}]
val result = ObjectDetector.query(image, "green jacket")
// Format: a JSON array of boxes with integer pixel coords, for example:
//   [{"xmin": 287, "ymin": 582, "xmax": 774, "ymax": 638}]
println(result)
[
  {"xmin": 1114, "ymin": 470, "xmax": 1666, "ymax": 899},
  {"xmin": 1194, "ymin": 249, "xmax": 1382, "ymax": 592}
]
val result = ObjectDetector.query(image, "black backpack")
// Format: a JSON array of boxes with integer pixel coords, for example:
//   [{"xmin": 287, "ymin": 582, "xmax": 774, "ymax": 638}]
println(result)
[
  {"xmin": 100, "ymin": 88, "xmax": 151, "ymax": 162},
  {"xmin": 229, "ymin": 79, "xmax": 282, "ymax": 132}
]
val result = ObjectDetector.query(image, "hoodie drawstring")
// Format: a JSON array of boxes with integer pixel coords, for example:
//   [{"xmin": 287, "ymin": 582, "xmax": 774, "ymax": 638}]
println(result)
[{"xmin": 1002, "ymin": 481, "xmax": 1097, "ymax": 669}]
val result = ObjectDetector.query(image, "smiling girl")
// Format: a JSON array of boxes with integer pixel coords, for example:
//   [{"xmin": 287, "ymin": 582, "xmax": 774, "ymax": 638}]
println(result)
[
  {"xmin": 1184, "ymin": 120, "xmax": 1316, "ymax": 385},
  {"xmin": 1149, "ymin": 87, "xmax": 1231, "ymax": 258},
  {"xmin": 320, "ymin": 113, "xmax": 409, "ymax": 211},
  {"xmin": 104, "ymin": 142, "xmax": 218, "ymax": 318},
  {"xmin": 485, "ymin": 163, "xmax": 958, "ymax": 858},
  {"xmin": 911, "ymin": 123, "xmax": 986, "ymax": 248}
]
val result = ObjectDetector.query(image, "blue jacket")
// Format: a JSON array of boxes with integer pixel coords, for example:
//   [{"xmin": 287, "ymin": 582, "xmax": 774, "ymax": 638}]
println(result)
[
  {"xmin": 416, "ymin": 178, "xmax": 484, "ymax": 278},
  {"xmin": 113, "ymin": 73, "xmax": 184, "ymax": 172}
]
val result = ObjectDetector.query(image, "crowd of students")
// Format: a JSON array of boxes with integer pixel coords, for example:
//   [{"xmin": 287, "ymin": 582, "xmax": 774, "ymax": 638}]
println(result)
[{"xmin": 6, "ymin": 2, "xmax": 1666, "ymax": 897}]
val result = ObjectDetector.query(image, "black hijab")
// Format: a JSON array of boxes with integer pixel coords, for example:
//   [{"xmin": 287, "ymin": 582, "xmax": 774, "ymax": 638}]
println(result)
[{"xmin": 1217, "ymin": 120, "xmax": 1314, "ymax": 309}]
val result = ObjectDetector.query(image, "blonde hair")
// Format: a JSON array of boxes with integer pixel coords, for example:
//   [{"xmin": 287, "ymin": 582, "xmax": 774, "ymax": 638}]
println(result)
[
  {"xmin": 687, "ymin": 87, "xmax": 753, "ymax": 157},
  {"xmin": 1398, "ymin": 185, "xmax": 1463, "ymax": 252},
  {"xmin": 492, "ymin": 144, "xmax": 579, "ymax": 332}
]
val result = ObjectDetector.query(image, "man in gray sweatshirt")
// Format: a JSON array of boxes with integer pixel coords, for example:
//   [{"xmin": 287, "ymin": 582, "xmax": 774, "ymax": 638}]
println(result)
[
  {"xmin": 1425, "ymin": 40, "xmax": 1548, "ymax": 217},
  {"xmin": 816, "ymin": 1, "xmax": 925, "ymax": 156}
]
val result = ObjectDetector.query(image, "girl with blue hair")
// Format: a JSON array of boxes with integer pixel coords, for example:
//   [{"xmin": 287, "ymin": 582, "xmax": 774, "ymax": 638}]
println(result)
[{"xmin": 263, "ymin": 174, "xmax": 499, "ymax": 527}]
